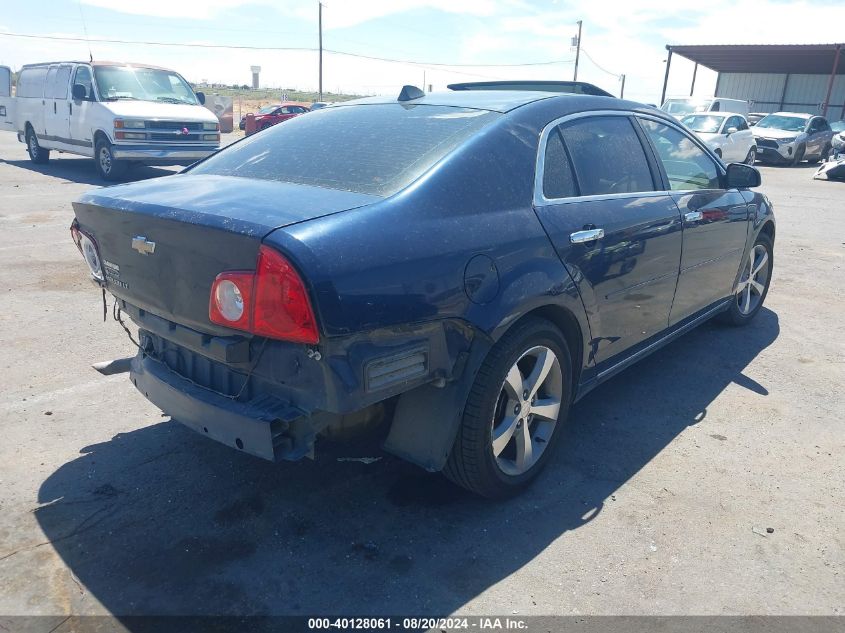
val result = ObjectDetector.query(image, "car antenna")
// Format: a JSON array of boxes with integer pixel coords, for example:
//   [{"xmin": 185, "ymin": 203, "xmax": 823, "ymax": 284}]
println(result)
[{"xmin": 398, "ymin": 85, "xmax": 425, "ymax": 102}]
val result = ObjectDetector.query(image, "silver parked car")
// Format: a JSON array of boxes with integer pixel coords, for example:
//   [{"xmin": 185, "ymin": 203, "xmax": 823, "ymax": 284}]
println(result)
[{"xmin": 752, "ymin": 112, "xmax": 834, "ymax": 165}]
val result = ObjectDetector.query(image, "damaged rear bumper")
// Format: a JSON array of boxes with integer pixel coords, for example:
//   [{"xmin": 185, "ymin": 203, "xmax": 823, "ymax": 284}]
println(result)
[{"xmin": 130, "ymin": 354, "xmax": 315, "ymax": 461}]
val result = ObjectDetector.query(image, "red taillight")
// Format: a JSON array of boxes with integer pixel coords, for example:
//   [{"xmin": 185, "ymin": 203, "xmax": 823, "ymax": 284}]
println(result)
[
  {"xmin": 208, "ymin": 246, "xmax": 319, "ymax": 344},
  {"xmin": 252, "ymin": 245, "xmax": 319, "ymax": 344}
]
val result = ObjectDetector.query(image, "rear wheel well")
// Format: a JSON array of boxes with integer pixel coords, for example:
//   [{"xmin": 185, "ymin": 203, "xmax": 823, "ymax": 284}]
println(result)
[
  {"xmin": 509, "ymin": 305, "xmax": 584, "ymax": 397},
  {"xmin": 759, "ymin": 220, "xmax": 775, "ymax": 243}
]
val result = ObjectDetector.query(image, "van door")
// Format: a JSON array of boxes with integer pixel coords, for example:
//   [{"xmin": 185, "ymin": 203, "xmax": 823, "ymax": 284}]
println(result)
[
  {"xmin": 68, "ymin": 65, "xmax": 95, "ymax": 156},
  {"xmin": 0, "ymin": 65, "xmax": 14, "ymax": 133},
  {"xmin": 44, "ymin": 64, "xmax": 72, "ymax": 149}
]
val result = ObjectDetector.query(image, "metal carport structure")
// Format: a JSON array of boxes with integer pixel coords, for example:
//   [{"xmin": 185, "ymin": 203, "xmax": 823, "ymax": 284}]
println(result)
[{"xmin": 661, "ymin": 44, "xmax": 844, "ymax": 119}]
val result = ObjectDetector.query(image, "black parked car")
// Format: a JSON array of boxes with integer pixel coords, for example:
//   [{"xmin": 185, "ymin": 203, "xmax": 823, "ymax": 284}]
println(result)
[{"xmin": 71, "ymin": 86, "xmax": 774, "ymax": 498}]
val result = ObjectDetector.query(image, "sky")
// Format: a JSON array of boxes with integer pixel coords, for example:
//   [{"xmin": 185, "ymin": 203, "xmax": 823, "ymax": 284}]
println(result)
[{"xmin": 1, "ymin": 0, "xmax": 844, "ymax": 103}]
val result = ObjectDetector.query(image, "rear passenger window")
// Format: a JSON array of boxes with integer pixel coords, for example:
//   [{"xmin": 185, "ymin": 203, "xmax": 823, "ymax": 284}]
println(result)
[
  {"xmin": 640, "ymin": 119, "xmax": 720, "ymax": 191},
  {"xmin": 560, "ymin": 116, "xmax": 654, "ymax": 196},
  {"xmin": 543, "ymin": 128, "xmax": 577, "ymax": 199}
]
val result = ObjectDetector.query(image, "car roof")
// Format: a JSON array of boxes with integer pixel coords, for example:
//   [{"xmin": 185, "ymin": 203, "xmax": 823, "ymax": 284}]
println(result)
[
  {"xmin": 771, "ymin": 111, "xmax": 813, "ymax": 119},
  {"xmin": 338, "ymin": 90, "xmax": 560, "ymax": 113}
]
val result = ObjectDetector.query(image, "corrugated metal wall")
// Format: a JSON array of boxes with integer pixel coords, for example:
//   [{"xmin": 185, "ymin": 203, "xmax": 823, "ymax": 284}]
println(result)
[{"xmin": 717, "ymin": 72, "xmax": 845, "ymax": 119}]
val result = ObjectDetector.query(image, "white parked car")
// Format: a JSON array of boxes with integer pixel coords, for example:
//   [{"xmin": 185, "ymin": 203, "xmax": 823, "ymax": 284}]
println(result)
[
  {"xmin": 752, "ymin": 112, "xmax": 834, "ymax": 166},
  {"xmin": 661, "ymin": 97, "xmax": 749, "ymax": 119},
  {"xmin": 680, "ymin": 112, "xmax": 757, "ymax": 164},
  {"xmin": 0, "ymin": 61, "xmax": 221, "ymax": 180}
]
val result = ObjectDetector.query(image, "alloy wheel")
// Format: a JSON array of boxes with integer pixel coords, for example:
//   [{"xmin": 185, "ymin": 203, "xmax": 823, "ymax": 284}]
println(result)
[
  {"xmin": 99, "ymin": 146, "xmax": 112, "ymax": 175},
  {"xmin": 28, "ymin": 134, "xmax": 39, "ymax": 160},
  {"xmin": 491, "ymin": 345, "xmax": 563, "ymax": 476},
  {"xmin": 746, "ymin": 148, "xmax": 756, "ymax": 165},
  {"xmin": 736, "ymin": 244, "xmax": 770, "ymax": 315}
]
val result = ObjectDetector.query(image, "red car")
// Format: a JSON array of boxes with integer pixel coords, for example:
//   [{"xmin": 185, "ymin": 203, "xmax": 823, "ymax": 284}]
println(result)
[{"xmin": 240, "ymin": 102, "xmax": 310, "ymax": 133}]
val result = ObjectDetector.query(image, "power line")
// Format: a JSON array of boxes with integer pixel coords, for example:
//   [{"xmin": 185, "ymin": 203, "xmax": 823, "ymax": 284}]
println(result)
[
  {"xmin": 0, "ymin": 31, "xmax": 575, "ymax": 69},
  {"xmin": 579, "ymin": 47, "xmax": 622, "ymax": 78}
]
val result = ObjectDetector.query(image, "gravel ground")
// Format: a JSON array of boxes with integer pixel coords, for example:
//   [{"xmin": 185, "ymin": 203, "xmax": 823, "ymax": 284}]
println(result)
[{"xmin": 0, "ymin": 133, "xmax": 842, "ymax": 621}]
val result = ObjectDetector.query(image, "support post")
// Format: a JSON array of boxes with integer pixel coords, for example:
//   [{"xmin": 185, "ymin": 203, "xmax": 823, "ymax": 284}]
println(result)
[
  {"xmin": 821, "ymin": 44, "xmax": 841, "ymax": 118},
  {"xmin": 690, "ymin": 62, "xmax": 698, "ymax": 96},
  {"xmin": 778, "ymin": 74, "xmax": 790, "ymax": 111},
  {"xmin": 573, "ymin": 21, "xmax": 582, "ymax": 82},
  {"xmin": 318, "ymin": 2, "xmax": 323, "ymax": 102},
  {"xmin": 660, "ymin": 47, "xmax": 673, "ymax": 107},
  {"xmin": 620, "ymin": 74, "xmax": 626, "ymax": 99}
]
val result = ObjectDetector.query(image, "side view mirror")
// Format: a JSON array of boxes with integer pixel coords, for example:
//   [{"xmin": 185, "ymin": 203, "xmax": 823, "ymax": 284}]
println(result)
[
  {"xmin": 195, "ymin": 91, "xmax": 206, "ymax": 105},
  {"xmin": 725, "ymin": 127, "xmax": 738, "ymax": 135},
  {"xmin": 726, "ymin": 162, "xmax": 761, "ymax": 189},
  {"xmin": 72, "ymin": 83, "xmax": 87, "ymax": 100}
]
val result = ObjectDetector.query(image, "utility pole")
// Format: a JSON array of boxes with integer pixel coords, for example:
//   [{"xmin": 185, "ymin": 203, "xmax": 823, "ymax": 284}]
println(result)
[
  {"xmin": 620, "ymin": 74, "xmax": 626, "ymax": 99},
  {"xmin": 572, "ymin": 20, "xmax": 582, "ymax": 82},
  {"xmin": 318, "ymin": 2, "xmax": 323, "ymax": 101}
]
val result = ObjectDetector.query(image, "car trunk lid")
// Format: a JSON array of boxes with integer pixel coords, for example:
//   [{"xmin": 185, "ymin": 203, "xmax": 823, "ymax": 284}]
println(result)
[{"xmin": 72, "ymin": 174, "xmax": 379, "ymax": 334}]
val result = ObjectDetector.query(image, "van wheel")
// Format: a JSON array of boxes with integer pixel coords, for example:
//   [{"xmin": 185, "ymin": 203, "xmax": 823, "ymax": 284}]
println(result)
[
  {"xmin": 26, "ymin": 127, "xmax": 50, "ymax": 164},
  {"xmin": 444, "ymin": 317, "xmax": 572, "ymax": 498},
  {"xmin": 718, "ymin": 232, "xmax": 773, "ymax": 326},
  {"xmin": 95, "ymin": 139, "xmax": 127, "ymax": 181}
]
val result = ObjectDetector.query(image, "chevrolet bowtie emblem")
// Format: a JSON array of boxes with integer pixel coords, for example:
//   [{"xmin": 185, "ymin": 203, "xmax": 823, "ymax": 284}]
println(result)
[{"xmin": 131, "ymin": 236, "xmax": 156, "ymax": 255}]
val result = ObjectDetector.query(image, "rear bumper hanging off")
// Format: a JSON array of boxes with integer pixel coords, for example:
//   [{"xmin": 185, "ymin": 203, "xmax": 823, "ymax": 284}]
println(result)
[{"xmin": 130, "ymin": 353, "xmax": 312, "ymax": 461}]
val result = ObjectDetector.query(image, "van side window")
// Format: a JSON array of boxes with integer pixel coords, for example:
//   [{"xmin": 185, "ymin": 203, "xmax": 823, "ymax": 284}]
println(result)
[
  {"xmin": 542, "ymin": 127, "xmax": 578, "ymax": 199},
  {"xmin": 48, "ymin": 65, "xmax": 72, "ymax": 99},
  {"xmin": 560, "ymin": 116, "xmax": 654, "ymax": 196},
  {"xmin": 16, "ymin": 67, "xmax": 48, "ymax": 98},
  {"xmin": 73, "ymin": 66, "xmax": 95, "ymax": 100},
  {"xmin": 44, "ymin": 67, "xmax": 58, "ymax": 98},
  {"xmin": 639, "ymin": 119, "xmax": 720, "ymax": 191}
]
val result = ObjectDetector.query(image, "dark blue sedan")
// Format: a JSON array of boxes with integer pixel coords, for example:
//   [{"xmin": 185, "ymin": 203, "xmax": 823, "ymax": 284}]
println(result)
[{"xmin": 71, "ymin": 86, "xmax": 775, "ymax": 498}]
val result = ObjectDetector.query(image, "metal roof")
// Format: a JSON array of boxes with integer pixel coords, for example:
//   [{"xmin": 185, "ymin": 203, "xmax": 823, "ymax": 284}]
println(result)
[
  {"xmin": 337, "ymin": 90, "xmax": 557, "ymax": 113},
  {"xmin": 667, "ymin": 44, "xmax": 844, "ymax": 75},
  {"xmin": 447, "ymin": 80, "xmax": 613, "ymax": 97}
]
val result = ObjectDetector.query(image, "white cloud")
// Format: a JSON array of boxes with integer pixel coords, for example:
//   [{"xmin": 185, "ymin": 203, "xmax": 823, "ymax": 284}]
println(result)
[{"xmin": 80, "ymin": 0, "xmax": 255, "ymax": 19}]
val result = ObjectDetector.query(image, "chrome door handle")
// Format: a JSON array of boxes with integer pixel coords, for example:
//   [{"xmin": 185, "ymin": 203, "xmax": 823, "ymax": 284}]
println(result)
[
  {"xmin": 684, "ymin": 211, "xmax": 703, "ymax": 222},
  {"xmin": 570, "ymin": 228, "xmax": 605, "ymax": 244}
]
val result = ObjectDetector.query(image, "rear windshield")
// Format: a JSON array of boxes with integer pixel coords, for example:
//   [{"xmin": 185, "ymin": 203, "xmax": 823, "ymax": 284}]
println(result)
[{"xmin": 190, "ymin": 103, "xmax": 500, "ymax": 196}]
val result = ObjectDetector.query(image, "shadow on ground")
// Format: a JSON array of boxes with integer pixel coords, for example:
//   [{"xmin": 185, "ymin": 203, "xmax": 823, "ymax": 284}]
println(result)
[
  {"xmin": 2, "ymin": 158, "xmax": 177, "ymax": 186},
  {"xmin": 35, "ymin": 309, "xmax": 779, "ymax": 618}
]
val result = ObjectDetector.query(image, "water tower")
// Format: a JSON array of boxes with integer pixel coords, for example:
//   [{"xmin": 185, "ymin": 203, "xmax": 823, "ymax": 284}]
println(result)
[{"xmin": 250, "ymin": 66, "xmax": 261, "ymax": 90}]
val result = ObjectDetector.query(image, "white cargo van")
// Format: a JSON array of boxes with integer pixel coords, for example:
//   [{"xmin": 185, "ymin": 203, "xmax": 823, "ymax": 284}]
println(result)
[
  {"xmin": 0, "ymin": 61, "xmax": 220, "ymax": 180},
  {"xmin": 660, "ymin": 96, "xmax": 749, "ymax": 119}
]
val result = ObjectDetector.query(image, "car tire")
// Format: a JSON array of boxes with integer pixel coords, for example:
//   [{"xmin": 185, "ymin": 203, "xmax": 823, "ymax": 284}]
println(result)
[
  {"xmin": 95, "ymin": 138, "xmax": 127, "ymax": 181},
  {"xmin": 817, "ymin": 144, "xmax": 832, "ymax": 163},
  {"xmin": 26, "ymin": 126, "xmax": 50, "ymax": 164},
  {"xmin": 717, "ymin": 232, "xmax": 773, "ymax": 326},
  {"xmin": 791, "ymin": 144, "xmax": 805, "ymax": 166},
  {"xmin": 443, "ymin": 317, "xmax": 573, "ymax": 498},
  {"xmin": 745, "ymin": 147, "xmax": 757, "ymax": 165}
]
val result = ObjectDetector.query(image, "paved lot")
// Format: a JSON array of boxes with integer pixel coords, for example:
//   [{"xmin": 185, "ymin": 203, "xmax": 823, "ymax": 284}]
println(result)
[{"xmin": 0, "ymin": 133, "xmax": 842, "ymax": 620}]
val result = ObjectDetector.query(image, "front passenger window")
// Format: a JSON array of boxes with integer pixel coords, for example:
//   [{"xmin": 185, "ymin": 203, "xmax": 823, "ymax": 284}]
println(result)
[
  {"xmin": 560, "ymin": 116, "xmax": 654, "ymax": 196},
  {"xmin": 640, "ymin": 119, "xmax": 720, "ymax": 191}
]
